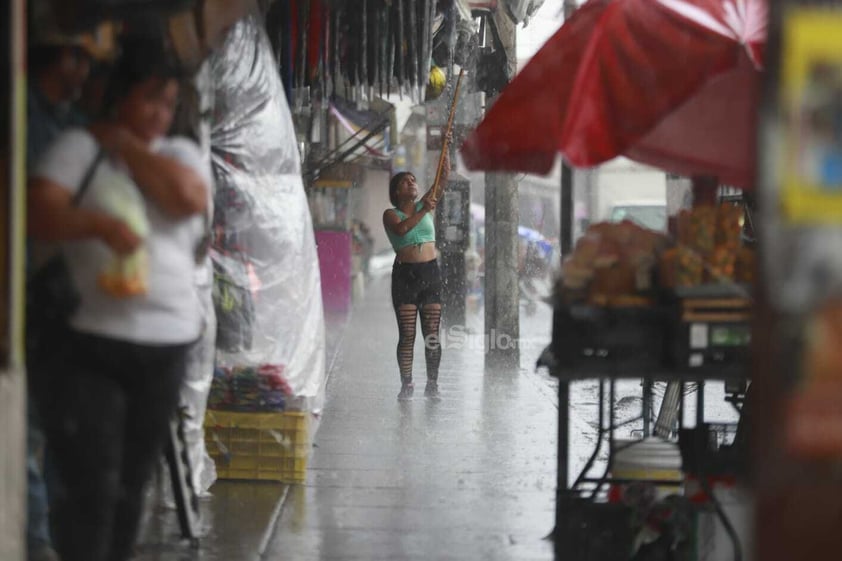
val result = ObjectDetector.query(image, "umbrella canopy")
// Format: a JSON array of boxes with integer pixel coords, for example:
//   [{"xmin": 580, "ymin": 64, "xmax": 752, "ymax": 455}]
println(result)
[
  {"xmin": 518, "ymin": 224, "xmax": 545, "ymax": 243},
  {"xmin": 460, "ymin": 0, "xmax": 768, "ymax": 189}
]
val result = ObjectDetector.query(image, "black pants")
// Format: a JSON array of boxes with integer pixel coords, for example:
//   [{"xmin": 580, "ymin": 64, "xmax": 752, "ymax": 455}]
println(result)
[{"xmin": 30, "ymin": 328, "xmax": 189, "ymax": 561}]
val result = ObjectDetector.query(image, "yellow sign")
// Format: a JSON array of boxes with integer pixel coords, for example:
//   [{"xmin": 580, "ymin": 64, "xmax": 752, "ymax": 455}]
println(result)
[{"xmin": 781, "ymin": 11, "xmax": 842, "ymax": 223}]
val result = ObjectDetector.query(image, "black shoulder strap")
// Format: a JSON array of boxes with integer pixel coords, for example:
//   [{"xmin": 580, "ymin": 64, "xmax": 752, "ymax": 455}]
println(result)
[{"xmin": 70, "ymin": 148, "xmax": 105, "ymax": 207}]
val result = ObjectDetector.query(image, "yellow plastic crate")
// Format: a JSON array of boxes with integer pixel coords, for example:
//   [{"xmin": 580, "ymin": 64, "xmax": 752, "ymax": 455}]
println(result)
[{"xmin": 204, "ymin": 409, "xmax": 310, "ymax": 483}]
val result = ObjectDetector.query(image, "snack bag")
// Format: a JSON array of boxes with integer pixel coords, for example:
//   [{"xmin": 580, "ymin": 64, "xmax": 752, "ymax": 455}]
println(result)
[
  {"xmin": 94, "ymin": 165, "xmax": 150, "ymax": 297},
  {"xmin": 689, "ymin": 206, "xmax": 717, "ymax": 255},
  {"xmin": 676, "ymin": 246, "xmax": 704, "ymax": 287},
  {"xmin": 707, "ymin": 244, "xmax": 737, "ymax": 283},
  {"xmin": 735, "ymin": 246, "xmax": 757, "ymax": 285},
  {"xmin": 716, "ymin": 203, "xmax": 744, "ymax": 249}
]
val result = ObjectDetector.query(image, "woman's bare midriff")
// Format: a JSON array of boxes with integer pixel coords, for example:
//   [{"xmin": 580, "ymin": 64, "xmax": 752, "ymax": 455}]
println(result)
[{"xmin": 395, "ymin": 241, "xmax": 438, "ymax": 264}]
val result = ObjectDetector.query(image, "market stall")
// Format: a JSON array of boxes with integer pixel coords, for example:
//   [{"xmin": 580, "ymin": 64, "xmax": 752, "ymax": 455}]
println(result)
[
  {"xmin": 461, "ymin": 0, "xmax": 766, "ymax": 558},
  {"xmin": 204, "ymin": 14, "xmax": 326, "ymax": 485}
]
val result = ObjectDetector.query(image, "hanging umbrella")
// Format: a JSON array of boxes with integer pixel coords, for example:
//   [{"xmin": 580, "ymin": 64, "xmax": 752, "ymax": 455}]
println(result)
[{"xmin": 460, "ymin": 0, "xmax": 768, "ymax": 189}]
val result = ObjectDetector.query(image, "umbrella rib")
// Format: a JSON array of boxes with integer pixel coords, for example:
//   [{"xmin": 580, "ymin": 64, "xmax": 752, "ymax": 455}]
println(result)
[{"xmin": 655, "ymin": 0, "xmax": 738, "ymax": 40}]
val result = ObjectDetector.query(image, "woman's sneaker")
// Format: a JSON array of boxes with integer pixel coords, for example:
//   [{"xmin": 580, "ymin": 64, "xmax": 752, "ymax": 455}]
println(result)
[
  {"xmin": 424, "ymin": 382, "xmax": 441, "ymax": 400},
  {"xmin": 397, "ymin": 382, "xmax": 415, "ymax": 401}
]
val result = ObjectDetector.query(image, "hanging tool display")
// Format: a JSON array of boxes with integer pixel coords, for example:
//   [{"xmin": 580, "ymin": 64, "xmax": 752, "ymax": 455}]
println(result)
[
  {"xmin": 361, "ymin": 3, "xmax": 367, "ymax": 98},
  {"xmin": 431, "ymin": 67, "xmax": 465, "ymax": 202},
  {"xmin": 270, "ymin": 0, "xmax": 451, "ymax": 105},
  {"xmin": 379, "ymin": 7, "xmax": 388, "ymax": 98},
  {"xmin": 384, "ymin": 4, "xmax": 393, "ymax": 98},
  {"xmin": 331, "ymin": 7, "xmax": 340, "ymax": 97},
  {"xmin": 395, "ymin": 0, "xmax": 406, "ymax": 97},
  {"xmin": 407, "ymin": 0, "xmax": 418, "ymax": 97},
  {"xmin": 296, "ymin": 0, "xmax": 309, "ymax": 108}
]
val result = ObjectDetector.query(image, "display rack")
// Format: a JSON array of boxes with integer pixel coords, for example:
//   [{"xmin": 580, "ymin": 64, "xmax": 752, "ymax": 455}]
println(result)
[{"xmin": 545, "ymin": 308, "xmax": 751, "ymax": 559}]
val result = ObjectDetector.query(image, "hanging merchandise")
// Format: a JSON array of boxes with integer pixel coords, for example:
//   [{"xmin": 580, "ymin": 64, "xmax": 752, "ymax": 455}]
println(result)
[
  {"xmin": 270, "ymin": 0, "xmax": 442, "ymax": 104},
  {"xmin": 209, "ymin": 13, "xmax": 326, "ymax": 412},
  {"xmin": 295, "ymin": 0, "xmax": 310, "ymax": 108},
  {"xmin": 308, "ymin": 0, "xmax": 327, "ymax": 103},
  {"xmin": 358, "ymin": 0, "xmax": 368, "ymax": 97},
  {"xmin": 395, "ymin": 0, "xmax": 406, "ymax": 96},
  {"xmin": 427, "ymin": 65, "xmax": 446, "ymax": 99},
  {"xmin": 265, "ymin": 0, "xmax": 295, "ymax": 101},
  {"xmin": 379, "ymin": 6, "xmax": 389, "ymax": 98},
  {"xmin": 212, "ymin": 246, "xmax": 256, "ymax": 354}
]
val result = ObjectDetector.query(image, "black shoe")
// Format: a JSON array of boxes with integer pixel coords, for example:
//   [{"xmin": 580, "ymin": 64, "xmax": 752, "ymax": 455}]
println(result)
[
  {"xmin": 424, "ymin": 382, "xmax": 441, "ymax": 400},
  {"xmin": 397, "ymin": 382, "xmax": 415, "ymax": 401}
]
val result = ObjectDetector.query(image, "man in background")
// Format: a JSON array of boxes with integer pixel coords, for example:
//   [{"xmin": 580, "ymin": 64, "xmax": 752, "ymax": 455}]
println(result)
[{"xmin": 26, "ymin": 24, "xmax": 95, "ymax": 561}]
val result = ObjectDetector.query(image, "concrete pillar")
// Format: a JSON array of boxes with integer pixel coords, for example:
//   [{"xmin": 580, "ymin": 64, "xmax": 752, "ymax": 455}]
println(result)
[
  {"xmin": 484, "ymin": 172, "xmax": 520, "ymax": 369},
  {"xmin": 482, "ymin": 0, "xmax": 520, "ymax": 371}
]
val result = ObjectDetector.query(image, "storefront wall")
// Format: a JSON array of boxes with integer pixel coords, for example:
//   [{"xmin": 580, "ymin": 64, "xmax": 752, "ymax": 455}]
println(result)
[{"xmin": 0, "ymin": 0, "xmax": 27, "ymax": 558}]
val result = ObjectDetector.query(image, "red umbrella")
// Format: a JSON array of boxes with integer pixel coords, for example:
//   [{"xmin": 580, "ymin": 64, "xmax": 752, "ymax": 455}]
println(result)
[{"xmin": 460, "ymin": 0, "xmax": 768, "ymax": 189}]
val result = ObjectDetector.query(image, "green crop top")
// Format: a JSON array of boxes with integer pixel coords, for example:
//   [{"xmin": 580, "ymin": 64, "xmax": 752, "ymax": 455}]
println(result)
[{"xmin": 386, "ymin": 201, "xmax": 436, "ymax": 251}]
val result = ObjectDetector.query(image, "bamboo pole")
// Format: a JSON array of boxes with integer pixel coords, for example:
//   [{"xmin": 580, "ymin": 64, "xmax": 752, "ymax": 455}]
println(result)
[{"xmin": 431, "ymin": 67, "xmax": 465, "ymax": 202}]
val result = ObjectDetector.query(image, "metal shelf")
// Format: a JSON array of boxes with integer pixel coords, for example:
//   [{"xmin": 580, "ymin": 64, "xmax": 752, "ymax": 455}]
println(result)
[{"xmin": 551, "ymin": 371, "xmax": 748, "ymax": 559}]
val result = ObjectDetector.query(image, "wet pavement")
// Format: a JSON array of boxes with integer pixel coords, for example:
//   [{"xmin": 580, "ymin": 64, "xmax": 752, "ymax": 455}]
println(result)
[
  {"xmin": 134, "ymin": 276, "xmax": 559, "ymax": 561},
  {"xmin": 134, "ymin": 313, "xmax": 350, "ymax": 561},
  {"xmin": 261, "ymin": 275, "xmax": 559, "ymax": 561},
  {"xmin": 132, "ymin": 273, "xmax": 740, "ymax": 560},
  {"xmin": 137, "ymin": 480, "xmax": 286, "ymax": 560}
]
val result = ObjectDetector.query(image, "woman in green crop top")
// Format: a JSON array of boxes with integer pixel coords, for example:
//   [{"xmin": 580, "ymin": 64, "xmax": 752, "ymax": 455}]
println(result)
[{"xmin": 383, "ymin": 150, "xmax": 450, "ymax": 401}]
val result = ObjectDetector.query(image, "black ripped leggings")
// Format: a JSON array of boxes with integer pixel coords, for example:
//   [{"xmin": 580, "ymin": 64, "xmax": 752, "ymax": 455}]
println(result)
[{"xmin": 391, "ymin": 259, "xmax": 443, "ymax": 384}]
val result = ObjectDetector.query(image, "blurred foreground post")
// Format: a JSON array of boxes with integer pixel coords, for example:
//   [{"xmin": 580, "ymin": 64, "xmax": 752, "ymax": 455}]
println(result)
[
  {"xmin": 484, "ymin": 11, "xmax": 519, "ymax": 370},
  {"xmin": 0, "ymin": 0, "xmax": 28, "ymax": 559}
]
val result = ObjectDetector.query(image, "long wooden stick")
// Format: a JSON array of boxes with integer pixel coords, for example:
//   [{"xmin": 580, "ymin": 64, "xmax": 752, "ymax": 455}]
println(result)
[{"xmin": 432, "ymin": 67, "xmax": 465, "ymax": 202}]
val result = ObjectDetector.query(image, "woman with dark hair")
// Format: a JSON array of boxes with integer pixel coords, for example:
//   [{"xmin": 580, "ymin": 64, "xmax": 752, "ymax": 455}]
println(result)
[
  {"xmin": 383, "ymin": 150, "xmax": 450, "ymax": 400},
  {"xmin": 26, "ymin": 37, "xmax": 210, "ymax": 561}
]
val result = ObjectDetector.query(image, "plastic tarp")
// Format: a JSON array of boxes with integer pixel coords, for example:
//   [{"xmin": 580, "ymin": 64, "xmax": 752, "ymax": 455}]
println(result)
[
  {"xmin": 177, "ymin": 61, "xmax": 218, "ymax": 495},
  {"xmin": 157, "ymin": 61, "xmax": 218, "ymax": 498},
  {"xmin": 208, "ymin": 13, "xmax": 326, "ymax": 411},
  {"xmin": 461, "ymin": 0, "xmax": 767, "ymax": 189}
]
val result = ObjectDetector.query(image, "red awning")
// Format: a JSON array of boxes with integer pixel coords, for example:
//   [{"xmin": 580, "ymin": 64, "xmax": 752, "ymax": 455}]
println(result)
[{"xmin": 460, "ymin": 0, "xmax": 768, "ymax": 190}]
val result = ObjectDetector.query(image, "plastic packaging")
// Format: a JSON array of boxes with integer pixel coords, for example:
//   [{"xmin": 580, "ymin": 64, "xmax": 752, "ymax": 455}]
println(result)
[
  {"xmin": 208, "ymin": 13, "xmax": 326, "ymax": 412},
  {"xmin": 172, "ymin": 60, "xmax": 218, "ymax": 496},
  {"xmin": 94, "ymin": 164, "xmax": 150, "ymax": 297}
]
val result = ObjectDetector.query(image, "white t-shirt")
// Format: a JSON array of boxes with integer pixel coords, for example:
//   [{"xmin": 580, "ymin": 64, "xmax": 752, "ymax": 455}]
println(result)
[{"xmin": 33, "ymin": 128, "xmax": 211, "ymax": 345}]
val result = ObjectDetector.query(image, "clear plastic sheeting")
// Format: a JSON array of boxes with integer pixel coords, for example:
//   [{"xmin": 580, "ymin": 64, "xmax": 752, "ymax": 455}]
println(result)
[
  {"xmin": 209, "ymin": 13, "xmax": 326, "ymax": 411},
  {"xmin": 180, "ymin": 285, "xmax": 218, "ymax": 495},
  {"xmin": 174, "ymin": 60, "xmax": 217, "ymax": 496}
]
